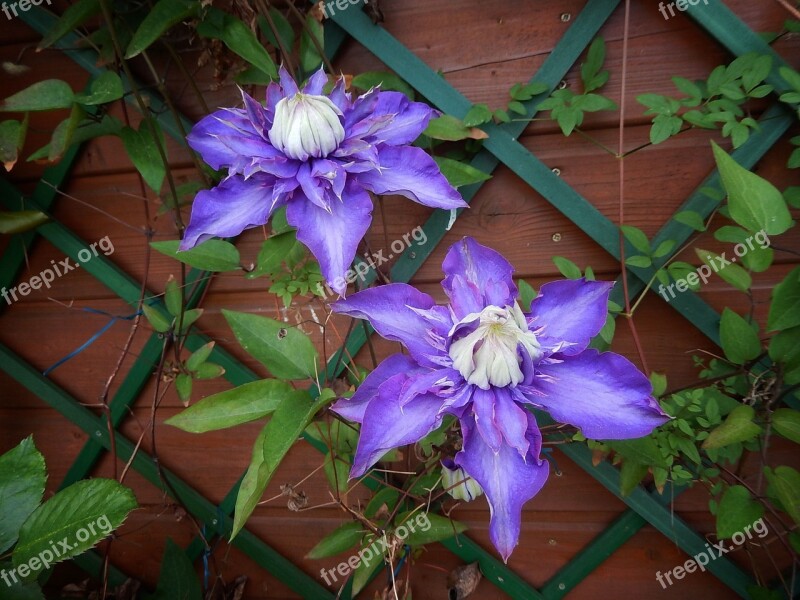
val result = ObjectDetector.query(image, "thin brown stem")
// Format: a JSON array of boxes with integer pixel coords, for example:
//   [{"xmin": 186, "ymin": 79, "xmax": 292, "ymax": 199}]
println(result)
[{"xmin": 616, "ymin": 0, "xmax": 649, "ymax": 373}]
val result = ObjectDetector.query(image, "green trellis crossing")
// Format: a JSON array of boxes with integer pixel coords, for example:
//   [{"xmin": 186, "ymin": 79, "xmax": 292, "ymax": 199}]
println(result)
[{"xmin": 0, "ymin": 1, "xmax": 796, "ymax": 597}]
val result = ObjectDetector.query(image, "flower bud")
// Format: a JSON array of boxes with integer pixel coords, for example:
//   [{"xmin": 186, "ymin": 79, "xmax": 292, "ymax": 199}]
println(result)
[
  {"xmin": 268, "ymin": 92, "xmax": 345, "ymax": 160},
  {"xmin": 442, "ymin": 460, "xmax": 483, "ymax": 502}
]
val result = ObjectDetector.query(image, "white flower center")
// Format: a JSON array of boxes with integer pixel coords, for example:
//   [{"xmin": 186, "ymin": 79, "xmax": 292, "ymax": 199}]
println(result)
[
  {"xmin": 448, "ymin": 303, "xmax": 541, "ymax": 390},
  {"xmin": 268, "ymin": 93, "xmax": 345, "ymax": 160}
]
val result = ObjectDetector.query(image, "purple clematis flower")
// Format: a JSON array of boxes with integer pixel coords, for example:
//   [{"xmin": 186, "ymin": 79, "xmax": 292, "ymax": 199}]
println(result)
[
  {"xmin": 181, "ymin": 66, "xmax": 466, "ymax": 294},
  {"xmin": 330, "ymin": 237, "xmax": 669, "ymax": 560}
]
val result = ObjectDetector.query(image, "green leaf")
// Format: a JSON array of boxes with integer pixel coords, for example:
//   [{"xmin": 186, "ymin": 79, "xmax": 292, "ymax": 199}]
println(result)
[
  {"xmin": 716, "ymin": 485, "xmax": 764, "ymax": 539},
  {"xmin": 683, "ymin": 109, "xmax": 716, "ymax": 129},
  {"xmin": 572, "ymin": 93, "xmax": 616, "ymax": 112},
  {"xmin": 666, "ymin": 261, "xmax": 701, "ymax": 290},
  {"xmin": 193, "ymin": 361, "xmax": 224, "ymax": 379},
  {"xmin": 231, "ymin": 392, "xmax": 327, "ymax": 538},
  {"xmin": 768, "ymin": 267, "xmax": 800, "ymax": 331},
  {"xmin": 175, "ymin": 373, "xmax": 192, "ymax": 402},
  {"xmin": 305, "ymin": 522, "xmax": 363, "ymax": 559},
  {"xmin": 258, "ymin": 9, "xmax": 294, "ymax": 55},
  {"xmin": 166, "ymin": 379, "xmax": 298, "ymax": 433},
  {"xmin": 517, "ymin": 279, "xmax": 536, "ymax": 310},
  {"xmin": 175, "ymin": 307, "xmax": 203, "ymax": 334},
  {"xmin": 609, "ymin": 437, "xmax": 669, "ymax": 468},
  {"xmin": 554, "ymin": 105, "xmax": 581, "ymax": 135},
  {"xmin": 350, "ymin": 540, "xmax": 383, "ymax": 595},
  {"xmin": 509, "ymin": 81, "xmax": 548, "ymax": 101},
  {"xmin": 637, "ymin": 93, "xmax": 674, "ymax": 113},
  {"xmin": 38, "ymin": 0, "xmax": 101, "ymax": 50},
  {"xmin": 764, "ymin": 466, "xmax": 800, "ymax": 527},
  {"xmin": 146, "ymin": 539, "xmax": 202, "ymax": 600},
  {"xmin": 2, "ymin": 80, "xmax": 75, "ymax": 112},
  {"xmin": 695, "ymin": 248, "xmax": 752, "ymax": 292},
  {"xmin": 27, "ymin": 114, "xmax": 122, "ymax": 163},
  {"xmin": 364, "ymin": 488, "xmax": 400, "ymax": 519},
  {"xmin": 432, "ymin": 157, "xmax": 491, "ymax": 188},
  {"xmin": 48, "ymin": 104, "xmax": 85, "ymax": 162},
  {"xmin": 235, "ymin": 66, "xmax": 275, "ymax": 87},
  {"xmin": 351, "ymin": 71, "xmax": 414, "ymax": 100},
  {"xmin": 323, "ymin": 451, "xmax": 350, "ymax": 494},
  {"xmin": 198, "ymin": 8, "xmax": 278, "ymax": 80},
  {"xmin": 650, "ymin": 372, "xmax": 667, "ymax": 397},
  {"xmin": 580, "ymin": 38, "xmax": 606, "ymax": 91},
  {"xmin": 222, "ymin": 310, "xmax": 318, "ymax": 380},
  {"xmin": 141, "ymin": 304, "xmax": 171, "ymax": 333},
  {"xmin": 719, "ymin": 308, "xmax": 761, "ymax": 365},
  {"xmin": 779, "ymin": 66, "xmax": 800, "ymax": 94},
  {"xmin": 13, "ymin": 479, "xmax": 137, "ymax": 576},
  {"xmin": 248, "ymin": 232, "xmax": 300, "ymax": 278},
  {"xmin": 552, "ymin": 256, "xmax": 581, "ymax": 279},
  {"xmin": 711, "ymin": 141, "xmax": 793, "ymax": 235},
  {"xmin": 0, "ymin": 437, "xmax": 46, "ymax": 554},
  {"xmin": 185, "ymin": 341, "xmax": 213, "ymax": 372},
  {"xmin": 713, "ymin": 226, "xmax": 773, "ymax": 272},
  {"xmin": 120, "ymin": 120, "xmax": 166, "ymax": 193},
  {"xmin": 772, "ymin": 409, "xmax": 800, "ymax": 444},
  {"xmin": 126, "ymin": 0, "xmax": 199, "ymax": 58},
  {"xmin": 509, "ymin": 100, "xmax": 529, "ymax": 115},
  {"xmin": 768, "ymin": 326, "xmax": 800, "ymax": 373},
  {"xmin": 672, "ymin": 76, "xmax": 703, "ymax": 101},
  {"xmin": 462, "ymin": 103, "xmax": 493, "ymax": 127},
  {"xmin": 493, "ymin": 108, "xmax": 511, "ymax": 123},
  {"xmin": 151, "ymin": 240, "xmax": 241, "ymax": 272},
  {"xmin": 164, "ymin": 277, "xmax": 182, "ymax": 317},
  {"xmin": 395, "ymin": 511, "xmax": 467, "ymax": 546},
  {"xmin": 298, "ymin": 15, "xmax": 324, "ymax": 74},
  {"xmin": 423, "ymin": 115, "xmax": 487, "ymax": 141},
  {"xmin": 0, "ymin": 562, "xmax": 45, "ymax": 600},
  {"xmin": 0, "ymin": 117, "xmax": 26, "ymax": 170},
  {"xmin": 0, "ymin": 210, "xmax": 48, "ymax": 235},
  {"xmin": 650, "ymin": 114, "xmax": 682, "ymax": 144},
  {"xmin": 652, "ymin": 239, "xmax": 676, "ymax": 259},
  {"xmin": 784, "ymin": 185, "xmax": 800, "ymax": 208},
  {"xmin": 619, "ymin": 459, "xmax": 649, "ymax": 497},
  {"xmin": 620, "ymin": 225, "xmax": 650, "ymax": 254},
  {"xmin": 702, "ymin": 404, "xmax": 761, "ymax": 449},
  {"xmin": 625, "ymin": 255, "xmax": 652, "ymax": 268},
  {"xmin": 74, "ymin": 72, "xmax": 124, "ymax": 106},
  {"xmin": 674, "ymin": 210, "xmax": 707, "ymax": 231}
]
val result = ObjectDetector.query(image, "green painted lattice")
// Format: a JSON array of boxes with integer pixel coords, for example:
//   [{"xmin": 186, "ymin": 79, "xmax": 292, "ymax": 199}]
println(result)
[{"xmin": 0, "ymin": 1, "xmax": 796, "ymax": 597}]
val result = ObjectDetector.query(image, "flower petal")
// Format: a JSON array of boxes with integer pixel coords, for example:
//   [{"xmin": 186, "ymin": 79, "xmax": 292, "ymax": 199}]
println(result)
[
  {"xmin": 442, "ymin": 237, "xmax": 517, "ymax": 318},
  {"xmin": 302, "ymin": 68, "xmax": 329, "ymax": 95},
  {"xmin": 187, "ymin": 109, "xmax": 261, "ymax": 170},
  {"xmin": 328, "ymin": 78, "xmax": 351, "ymax": 113},
  {"xmin": 370, "ymin": 91, "xmax": 436, "ymax": 145},
  {"xmin": 455, "ymin": 411, "xmax": 548, "ymax": 561},
  {"xmin": 471, "ymin": 387, "xmax": 502, "ymax": 451},
  {"xmin": 351, "ymin": 375, "xmax": 444, "ymax": 477},
  {"xmin": 530, "ymin": 349, "xmax": 670, "ymax": 439},
  {"xmin": 331, "ymin": 283, "xmax": 450, "ymax": 366},
  {"xmin": 493, "ymin": 389, "xmax": 530, "ymax": 459},
  {"xmin": 530, "ymin": 279, "xmax": 613, "ymax": 356},
  {"xmin": 180, "ymin": 175, "xmax": 278, "ymax": 250},
  {"xmin": 240, "ymin": 88, "xmax": 268, "ymax": 136},
  {"xmin": 356, "ymin": 146, "xmax": 467, "ymax": 209},
  {"xmin": 331, "ymin": 354, "xmax": 419, "ymax": 422},
  {"xmin": 287, "ymin": 181, "xmax": 373, "ymax": 296},
  {"xmin": 278, "ymin": 65, "xmax": 299, "ymax": 96}
]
